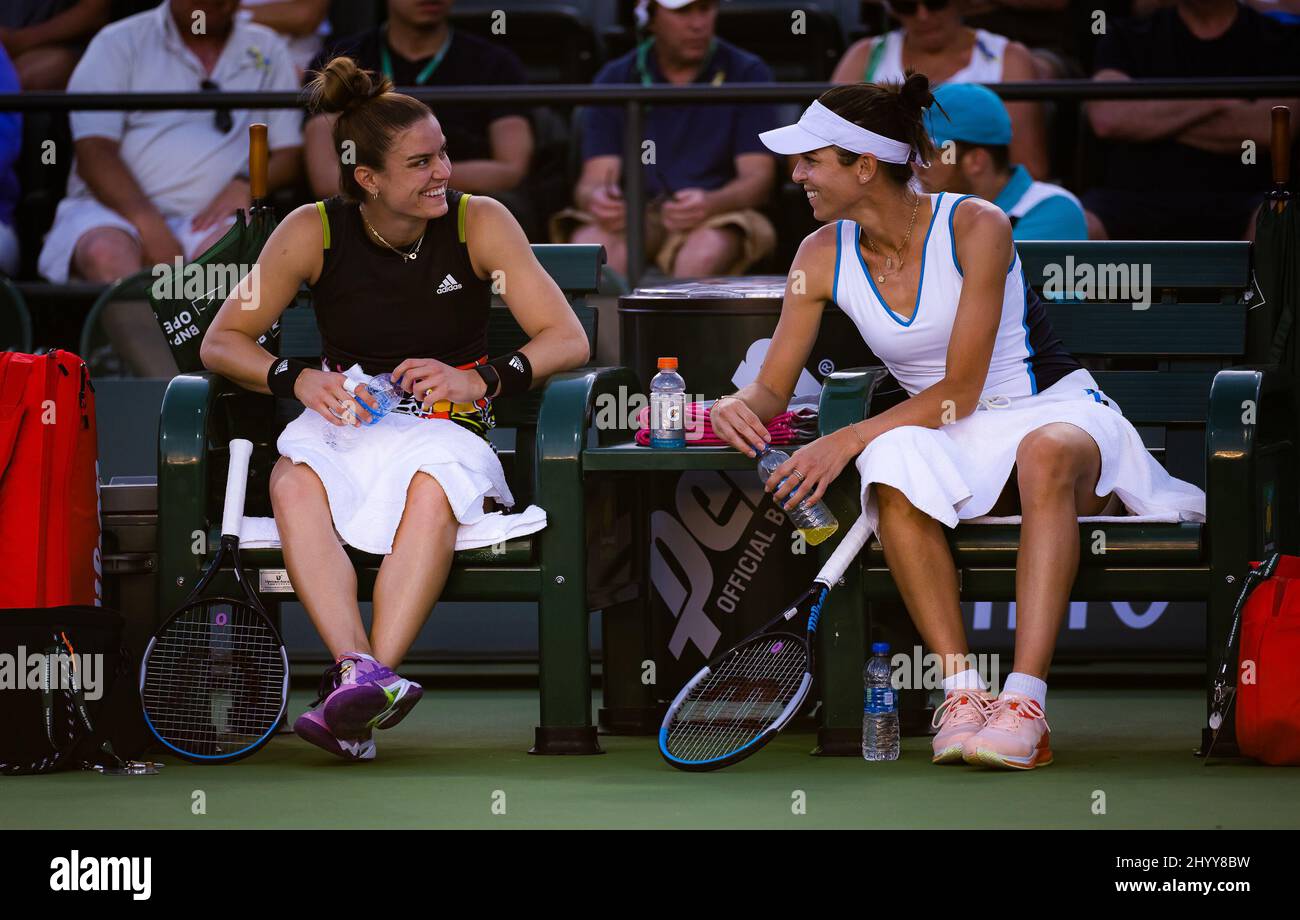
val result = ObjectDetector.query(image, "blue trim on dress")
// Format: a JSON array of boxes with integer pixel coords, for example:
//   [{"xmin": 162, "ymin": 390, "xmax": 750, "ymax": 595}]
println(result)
[
  {"xmin": 832, "ymin": 219, "xmax": 842, "ymax": 306},
  {"xmin": 857, "ymin": 192, "xmax": 944, "ymax": 328},
  {"xmin": 948, "ymin": 193, "xmax": 975, "ymax": 276}
]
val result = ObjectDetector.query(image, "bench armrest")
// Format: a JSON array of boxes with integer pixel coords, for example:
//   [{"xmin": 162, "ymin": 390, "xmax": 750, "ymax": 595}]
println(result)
[
  {"xmin": 817, "ymin": 366, "xmax": 894, "ymax": 437},
  {"xmin": 1207, "ymin": 367, "xmax": 1295, "ymax": 559}
]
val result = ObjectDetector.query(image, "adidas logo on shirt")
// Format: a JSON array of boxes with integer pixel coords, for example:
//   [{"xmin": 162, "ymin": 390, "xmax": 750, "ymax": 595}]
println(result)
[
  {"xmin": 436, "ymin": 274, "xmax": 462, "ymax": 294},
  {"xmin": 508, "ymin": 355, "xmax": 525, "ymax": 373}
]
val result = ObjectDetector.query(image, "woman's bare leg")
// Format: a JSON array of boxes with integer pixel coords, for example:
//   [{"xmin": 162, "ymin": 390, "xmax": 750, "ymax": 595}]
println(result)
[
  {"xmin": 875, "ymin": 483, "xmax": 970, "ymax": 676},
  {"xmin": 1012, "ymin": 424, "xmax": 1115, "ymax": 679},
  {"xmin": 369, "ymin": 472, "xmax": 460, "ymax": 668},
  {"xmin": 269, "ymin": 457, "xmax": 369, "ymax": 656}
]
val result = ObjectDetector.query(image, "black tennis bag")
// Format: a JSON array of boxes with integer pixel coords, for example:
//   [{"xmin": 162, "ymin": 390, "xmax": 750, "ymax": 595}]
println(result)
[{"xmin": 0, "ymin": 606, "xmax": 148, "ymax": 774}]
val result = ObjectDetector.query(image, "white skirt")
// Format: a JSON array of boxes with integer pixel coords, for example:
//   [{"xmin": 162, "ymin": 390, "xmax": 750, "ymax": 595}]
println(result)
[
  {"xmin": 271, "ymin": 405, "xmax": 545, "ymax": 556},
  {"xmin": 854, "ymin": 368, "xmax": 1206, "ymax": 546}
]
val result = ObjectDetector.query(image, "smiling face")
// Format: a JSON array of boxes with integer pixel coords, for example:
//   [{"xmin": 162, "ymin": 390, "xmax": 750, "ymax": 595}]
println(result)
[
  {"xmin": 791, "ymin": 147, "xmax": 869, "ymax": 222},
  {"xmin": 358, "ymin": 114, "xmax": 452, "ymax": 219}
]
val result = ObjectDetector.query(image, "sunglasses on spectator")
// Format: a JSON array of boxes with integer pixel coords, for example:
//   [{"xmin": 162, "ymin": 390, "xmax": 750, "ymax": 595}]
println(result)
[
  {"xmin": 889, "ymin": 0, "xmax": 951, "ymax": 15},
  {"xmin": 200, "ymin": 79, "xmax": 234, "ymax": 134}
]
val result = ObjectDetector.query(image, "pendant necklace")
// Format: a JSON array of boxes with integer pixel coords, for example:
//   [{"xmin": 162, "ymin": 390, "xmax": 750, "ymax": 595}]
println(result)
[
  {"xmin": 865, "ymin": 192, "xmax": 920, "ymax": 284},
  {"xmin": 361, "ymin": 204, "xmax": 425, "ymax": 262}
]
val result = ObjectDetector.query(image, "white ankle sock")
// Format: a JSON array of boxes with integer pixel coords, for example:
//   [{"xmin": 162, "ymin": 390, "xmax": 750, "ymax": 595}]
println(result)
[
  {"xmin": 942, "ymin": 668, "xmax": 989, "ymax": 694},
  {"xmin": 1002, "ymin": 672, "xmax": 1047, "ymax": 708}
]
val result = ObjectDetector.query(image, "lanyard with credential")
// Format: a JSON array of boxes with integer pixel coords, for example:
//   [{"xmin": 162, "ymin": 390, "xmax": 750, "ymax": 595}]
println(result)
[
  {"xmin": 381, "ymin": 25, "xmax": 453, "ymax": 85},
  {"xmin": 634, "ymin": 37, "xmax": 724, "ymax": 88}
]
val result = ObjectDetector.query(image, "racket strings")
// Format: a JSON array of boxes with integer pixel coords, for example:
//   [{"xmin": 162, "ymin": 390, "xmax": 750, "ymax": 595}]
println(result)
[
  {"xmin": 665, "ymin": 636, "xmax": 808, "ymax": 763},
  {"xmin": 141, "ymin": 602, "xmax": 286, "ymax": 757}
]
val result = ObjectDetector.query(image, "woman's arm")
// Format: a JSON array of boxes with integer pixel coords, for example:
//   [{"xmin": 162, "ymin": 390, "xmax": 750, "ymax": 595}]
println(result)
[
  {"xmin": 467, "ymin": 194, "xmax": 591, "ymax": 379},
  {"xmin": 711, "ymin": 224, "xmax": 834, "ymax": 456},
  {"xmin": 199, "ymin": 203, "xmax": 324, "ymax": 393}
]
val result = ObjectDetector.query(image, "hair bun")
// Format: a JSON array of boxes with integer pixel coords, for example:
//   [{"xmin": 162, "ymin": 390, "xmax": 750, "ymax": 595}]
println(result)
[
  {"xmin": 306, "ymin": 56, "xmax": 393, "ymax": 116},
  {"xmin": 898, "ymin": 71, "xmax": 935, "ymax": 118}
]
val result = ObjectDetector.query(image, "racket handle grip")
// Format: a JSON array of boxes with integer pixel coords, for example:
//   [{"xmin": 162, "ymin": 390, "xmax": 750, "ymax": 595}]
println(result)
[
  {"xmin": 221, "ymin": 438, "xmax": 255, "ymax": 539},
  {"xmin": 815, "ymin": 514, "xmax": 871, "ymax": 587}
]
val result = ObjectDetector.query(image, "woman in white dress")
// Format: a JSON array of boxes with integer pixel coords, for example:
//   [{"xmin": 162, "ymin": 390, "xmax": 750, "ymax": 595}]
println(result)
[{"xmin": 709, "ymin": 75, "xmax": 1205, "ymax": 770}]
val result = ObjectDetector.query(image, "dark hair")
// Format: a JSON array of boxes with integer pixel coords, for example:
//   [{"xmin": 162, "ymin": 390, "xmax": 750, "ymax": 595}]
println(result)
[
  {"xmin": 955, "ymin": 141, "xmax": 1011, "ymax": 173},
  {"xmin": 818, "ymin": 71, "xmax": 938, "ymax": 185},
  {"xmin": 304, "ymin": 56, "xmax": 432, "ymax": 201}
]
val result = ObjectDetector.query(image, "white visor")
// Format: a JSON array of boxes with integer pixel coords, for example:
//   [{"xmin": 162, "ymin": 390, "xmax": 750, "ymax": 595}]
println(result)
[{"xmin": 759, "ymin": 100, "xmax": 914, "ymax": 164}]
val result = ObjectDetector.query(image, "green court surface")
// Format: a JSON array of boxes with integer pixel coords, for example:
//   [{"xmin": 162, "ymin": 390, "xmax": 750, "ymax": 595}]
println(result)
[{"xmin": 5, "ymin": 685, "xmax": 1298, "ymax": 830}]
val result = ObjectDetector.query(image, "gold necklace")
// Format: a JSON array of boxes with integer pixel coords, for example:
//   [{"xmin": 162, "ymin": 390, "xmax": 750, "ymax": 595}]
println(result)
[
  {"xmin": 360, "ymin": 204, "xmax": 425, "ymax": 262},
  {"xmin": 865, "ymin": 191, "xmax": 920, "ymax": 284}
]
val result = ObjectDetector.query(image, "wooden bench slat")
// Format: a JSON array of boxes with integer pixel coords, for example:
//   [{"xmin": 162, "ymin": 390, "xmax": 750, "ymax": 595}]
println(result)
[
  {"xmin": 1047, "ymin": 302, "xmax": 1247, "ymax": 355},
  {"xmin": 1017, "ymin": 240, "xmax": 1251, "ymax": 290},
  {"xmin": 1087, "ymin": 370, "xmax": 1216, "ymax": 424}
]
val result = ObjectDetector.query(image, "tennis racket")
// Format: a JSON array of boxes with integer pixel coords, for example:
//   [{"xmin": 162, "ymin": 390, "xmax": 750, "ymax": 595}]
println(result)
[
  {"xmin": 659, "ymin": 515, "xmax": 871, "ymax": 771},
  {"xmin": 140, "ymin": 438, "xmax": 288, "ymax": 763}
]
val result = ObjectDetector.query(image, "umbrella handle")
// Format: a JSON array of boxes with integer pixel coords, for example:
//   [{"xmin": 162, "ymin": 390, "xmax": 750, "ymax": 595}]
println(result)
[
  {"xmin": 249, "ymin": 122, "xmax": 269, "ymax": 203},
  {"xmin": 1270, "ymin": 106, "xmax": 1290, "ymax": 198}
]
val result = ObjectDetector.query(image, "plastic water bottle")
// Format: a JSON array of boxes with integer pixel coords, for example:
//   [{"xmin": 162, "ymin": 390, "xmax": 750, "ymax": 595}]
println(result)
[
  {"xmin": 348, "ymin": 372, "xmax": 402, "ymax": 425},
  {"xmin": 756, "ymin": 446, "xmax": 839, "ymax": 545},
  {"xmin": 649, "ymin": 357, "xmax": 686, "ymax": 448},
  {"xmin": 863, "ymin": 642, "xmax": 900, "ymax": 761},
  {"xmin": 324, "ymin": 373, "xmax": 402, "ymax": 452}
]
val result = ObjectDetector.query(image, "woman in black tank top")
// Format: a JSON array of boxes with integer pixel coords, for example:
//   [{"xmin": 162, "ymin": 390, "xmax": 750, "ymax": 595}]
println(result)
[{"xmin": 199, "ymin": 58, "xmax": 590, "ymax": 761}]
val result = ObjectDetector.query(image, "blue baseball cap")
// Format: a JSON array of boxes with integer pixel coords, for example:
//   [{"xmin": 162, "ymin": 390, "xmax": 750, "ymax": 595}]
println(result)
[{"xmin": 924, "ymin": 83, "xmax": 1013, "ymax": 147}]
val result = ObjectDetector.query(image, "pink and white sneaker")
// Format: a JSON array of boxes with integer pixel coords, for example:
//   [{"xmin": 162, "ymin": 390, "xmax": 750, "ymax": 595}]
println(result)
[
  {"xmin": 962, "ymin": 693, "xmax": 1053, "ymax": 770},
  {"xmin": 931, "ymin": 690, "xmax": 994, "ymax": 764}
]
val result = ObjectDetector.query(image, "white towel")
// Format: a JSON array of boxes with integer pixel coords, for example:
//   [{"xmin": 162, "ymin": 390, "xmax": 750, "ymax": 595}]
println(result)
[
  {"xmin": 854, "ymin": 368, "xmax": 1206, "ymax": 550},
  {"xmin": 239, "ymin": 505, "xmax": 548, "ymax": 553},
  {"xmin": 271, "ymin": 364, "xmax": 547, "ymax": 555}
]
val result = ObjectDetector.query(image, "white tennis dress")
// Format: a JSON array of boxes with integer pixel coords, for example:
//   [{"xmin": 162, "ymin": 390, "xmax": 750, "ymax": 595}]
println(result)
[
  {"xmin": 832, "ymin": 193, "xmax": 1206, "ymax": 545},
  {"xmin": 252, "ymin": 363, "xmax": 547, "ymax": 556}
]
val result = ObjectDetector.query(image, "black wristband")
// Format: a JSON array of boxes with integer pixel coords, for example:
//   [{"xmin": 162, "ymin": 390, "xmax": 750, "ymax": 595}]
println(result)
[
  {"xmin": 267, "ymin": 357, "xmax": 312, "ymax": 399},
  {"xmin": 472, "ymin": 363, "xmax": 501, "ymax": 399},
  {"xmin": 485, "ymin": 351, "xmax": 532, "ymax": 399}
]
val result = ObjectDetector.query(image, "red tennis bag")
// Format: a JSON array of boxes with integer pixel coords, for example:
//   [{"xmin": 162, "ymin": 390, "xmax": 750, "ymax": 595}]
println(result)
[
  {"xmin": 1236, "ymin": 555, "xmax": 1300, "ymax": 765},
  {"xmin": 0, "ymin": 350, "xmax": 101, "ymax": 608}
]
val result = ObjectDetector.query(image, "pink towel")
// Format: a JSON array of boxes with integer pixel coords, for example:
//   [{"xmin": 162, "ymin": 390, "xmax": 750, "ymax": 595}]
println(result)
[{"xmin": 634, "ymin": 402, "xmax": 816, "ymax": 447}]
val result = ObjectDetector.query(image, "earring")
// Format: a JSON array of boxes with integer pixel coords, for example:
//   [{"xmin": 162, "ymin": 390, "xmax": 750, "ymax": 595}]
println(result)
[{"xmin": 371, "ymin": 190, "xmax": 378, "ymax": 200}]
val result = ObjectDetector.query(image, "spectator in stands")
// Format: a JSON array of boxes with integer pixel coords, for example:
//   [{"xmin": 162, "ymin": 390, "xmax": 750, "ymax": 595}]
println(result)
[
  {"xmin": 239, "ymin": 0, "xmax": 329, "ymax": 76},
  {"xmin": 303, "ymin": 0, "xmax": 537, "ymax": 235},
  {"xmin": 916, "ymin": 83, "xmax": 1086, "ymax": 239},
  {"xmin": 553, "ymin": 0, "xmax": 778, "ymax": 278},
  {"xmin": 0, "ymin": 46, "xmax": 20, "ymax": 275},
  {"xmin": 0, "ymin": 0, "xmax": 110, "ymax": 90},
  {"xmin": 833, "ymin": 1, "xmax": 1049, "ymax": 179},
  {"xmin": 36, "ymin": 0, "xmax": 302, "ymax": 374},
  {"xmin": 1085, "ymin": 0, "xmax": 1300, "ymax": 241},
  {"xmin": 957, "ymin": 0, "xmax": 1079, "ymax": 77}
]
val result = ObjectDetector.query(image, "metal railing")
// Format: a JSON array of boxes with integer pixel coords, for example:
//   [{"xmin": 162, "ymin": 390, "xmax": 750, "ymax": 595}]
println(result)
[{"xmin": 4, "ymin": 77, "xmax": 1298, "ymax": 285}]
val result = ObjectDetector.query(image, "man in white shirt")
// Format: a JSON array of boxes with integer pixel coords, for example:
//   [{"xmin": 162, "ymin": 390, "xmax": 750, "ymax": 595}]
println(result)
[{"xmin": 38, "ymin": 0, "xmax": 302, "ymax": 285}]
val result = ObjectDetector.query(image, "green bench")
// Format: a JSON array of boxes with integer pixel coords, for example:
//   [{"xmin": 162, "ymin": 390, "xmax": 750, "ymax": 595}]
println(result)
[
  {"xmin": 535, "ymin": 240, "xmax": 1296, "ymax": 756},
  {"xmin": 806, "ymin": 240, "xmax": 1296, "ymax": 756},
  {"xmin": 157, "ymin": 243, "xmax": 639, "ymax": 754}
]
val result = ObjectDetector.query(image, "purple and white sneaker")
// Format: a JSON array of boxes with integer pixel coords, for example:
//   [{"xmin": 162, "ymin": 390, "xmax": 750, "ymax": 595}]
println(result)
[
  {"xmin": 322, "ymin": 652, "xmax": 423, "ymax": 740},
  {"xmin": 293, "ymin": 708, "xmax": 376, "ymax": 761}
]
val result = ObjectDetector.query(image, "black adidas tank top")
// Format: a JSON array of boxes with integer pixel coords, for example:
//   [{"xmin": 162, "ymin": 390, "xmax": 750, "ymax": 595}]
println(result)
[{"xmin": 308, "ymin": 191, "xmax": 495, "ymax": 437}]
